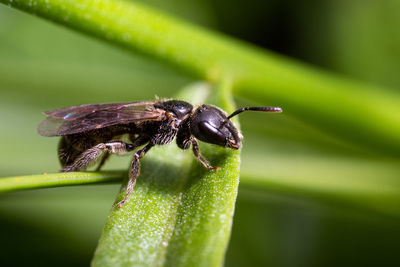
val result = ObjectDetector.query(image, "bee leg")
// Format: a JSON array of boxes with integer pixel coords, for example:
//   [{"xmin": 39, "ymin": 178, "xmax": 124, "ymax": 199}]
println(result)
[
  {"xmin": 176, "ymin": 128, "xmax": 191, "ymax": 150},
  {"xmin": 190, "ymin": 137, "xmax": 220, "ymax": 170},
  {"xmin": 117, "ymin": 143, "xmax": 153, "ymax": 208},
  {"xmin": 95, "ymin": 152, "xmax": 111, "ymax": 171},
  {"xmin": 95, "ymin": 136, "xmax": 149, "ymax": 172},
  {"xmin": 62, "ymin": 141, "xmax": 135, "ymax": 172},
  {"xmin": 129, "ymin": 134, "xmax": 149, "ymax": 147}
]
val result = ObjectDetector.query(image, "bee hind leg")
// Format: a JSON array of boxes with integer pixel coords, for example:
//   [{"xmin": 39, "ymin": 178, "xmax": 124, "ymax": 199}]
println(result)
[
  {"xmin": 62, "ymin": 141, "xmax": 135, "ymax": 172},
  {"xmin": 95, "ymin": 152, "xmax": 111, "ymax": 171}
]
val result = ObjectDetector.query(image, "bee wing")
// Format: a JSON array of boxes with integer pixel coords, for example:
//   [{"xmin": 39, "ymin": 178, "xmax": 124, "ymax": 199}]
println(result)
[{"xmin": 37, "ymin": 101, "xmax": 165, "ymax": 136}]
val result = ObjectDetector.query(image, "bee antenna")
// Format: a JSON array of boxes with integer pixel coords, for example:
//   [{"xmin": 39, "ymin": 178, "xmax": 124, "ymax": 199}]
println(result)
[
  {"xmin": 220, "ymin": 106, "xmax": 282, "ymax": 128},
  {"xmin": 227, "ymin": 106, "xmax": 282, "ymax": 120}
]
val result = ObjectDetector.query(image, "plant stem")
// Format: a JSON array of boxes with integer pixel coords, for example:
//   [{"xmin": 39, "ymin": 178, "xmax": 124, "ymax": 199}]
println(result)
[{"xmin": 0, "ymin": 171, "xmax": 124, "ymax": 193}]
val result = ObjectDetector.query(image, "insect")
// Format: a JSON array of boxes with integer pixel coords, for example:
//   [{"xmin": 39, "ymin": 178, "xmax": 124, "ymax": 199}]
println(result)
[{"xmin": 38, "ymin": 100, "xmax": 282, "ymax": 207}]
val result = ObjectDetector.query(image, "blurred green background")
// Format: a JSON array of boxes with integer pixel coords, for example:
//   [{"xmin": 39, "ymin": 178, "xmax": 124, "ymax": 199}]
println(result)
[{"xmin": 1, "ymin": 0, "xmax": 399, "ymax": 266}]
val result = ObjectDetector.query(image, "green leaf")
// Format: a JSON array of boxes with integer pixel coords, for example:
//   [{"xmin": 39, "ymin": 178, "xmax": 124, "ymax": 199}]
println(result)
[{"xmin": 92, "ymin": 82, "xmax": 240, "ymax": 266}]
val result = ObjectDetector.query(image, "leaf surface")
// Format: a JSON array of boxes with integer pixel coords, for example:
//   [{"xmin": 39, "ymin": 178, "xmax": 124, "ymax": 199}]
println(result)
[{"xmin": 92, "ymin": 82, "xmax": 240, "ymax": 267}]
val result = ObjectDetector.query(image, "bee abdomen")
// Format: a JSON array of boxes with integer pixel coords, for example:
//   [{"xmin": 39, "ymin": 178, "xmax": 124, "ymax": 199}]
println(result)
[{"xmin": 58, "ymin": 136, "xmax": 82, "ymax": 167}]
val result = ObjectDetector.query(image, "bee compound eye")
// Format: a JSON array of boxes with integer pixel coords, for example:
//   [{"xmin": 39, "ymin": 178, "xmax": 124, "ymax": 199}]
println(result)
[{"xmin": 198, "ymin": 121, "xmax": 226, "ymax": 146}]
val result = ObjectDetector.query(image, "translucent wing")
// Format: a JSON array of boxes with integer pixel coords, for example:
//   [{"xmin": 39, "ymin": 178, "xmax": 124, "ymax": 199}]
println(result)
[{"xmin": 37, "ymin": 101, "xmax": 165, "ymax": 136}]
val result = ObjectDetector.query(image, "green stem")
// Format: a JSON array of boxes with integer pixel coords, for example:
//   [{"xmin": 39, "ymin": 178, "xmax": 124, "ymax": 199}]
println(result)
[{"xmin": 0, "ymin": 171, "xmax": 124, "ymax": 193}]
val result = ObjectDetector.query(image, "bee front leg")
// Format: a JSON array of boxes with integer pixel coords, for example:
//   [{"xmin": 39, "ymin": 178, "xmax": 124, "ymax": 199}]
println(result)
[
  {"xmin": 117, "ymin": 143, "xmax": 153, "ymax": 208},
  {"xmin": 190, "ymin": 137, "xmax": 220, "ymax": 171},
  {"xmin": 62, "ymin": 141, "xmax": 134, "ymax": 172}
]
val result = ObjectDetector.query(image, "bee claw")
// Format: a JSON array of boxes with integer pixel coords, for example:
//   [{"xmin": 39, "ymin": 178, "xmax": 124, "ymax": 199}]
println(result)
[{"xmin": 117, "ymin": 201, "xmax": 125, "ymax": 208}]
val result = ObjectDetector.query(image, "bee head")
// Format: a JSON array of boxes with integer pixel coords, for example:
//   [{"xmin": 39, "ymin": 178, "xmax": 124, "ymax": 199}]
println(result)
[
  {"xmin": 190, "ymin": 105, "xmax": 241, "ymax": 149},
  {"xmin": 190, "ymin": 104, "xmax": 282, "ymax": 149}
]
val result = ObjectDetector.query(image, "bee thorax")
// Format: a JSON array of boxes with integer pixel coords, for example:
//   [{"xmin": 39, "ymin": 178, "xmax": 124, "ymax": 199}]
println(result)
[
  {"xmin": 151, "ymin": 129, "xmax": 178, "ymax": 145},
  {"xmin": 151, "ymin": 120, "xmax": 179, "ymax": 145}
]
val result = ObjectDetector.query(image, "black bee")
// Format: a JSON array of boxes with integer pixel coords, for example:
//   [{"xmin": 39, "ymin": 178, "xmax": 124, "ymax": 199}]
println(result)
[{"xmin": 38, "ymin": 100, "xmax": 282, "ymax": 207}]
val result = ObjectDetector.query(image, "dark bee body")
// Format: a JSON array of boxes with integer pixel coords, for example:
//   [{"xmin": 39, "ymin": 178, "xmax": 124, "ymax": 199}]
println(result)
[
  {"xmin": 58, "ymin": 125, "xmax": 134, "ymax": 167},
  {"xmin": 38, "ymin": 99, "xmax": 281, "ymax": 207}
]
